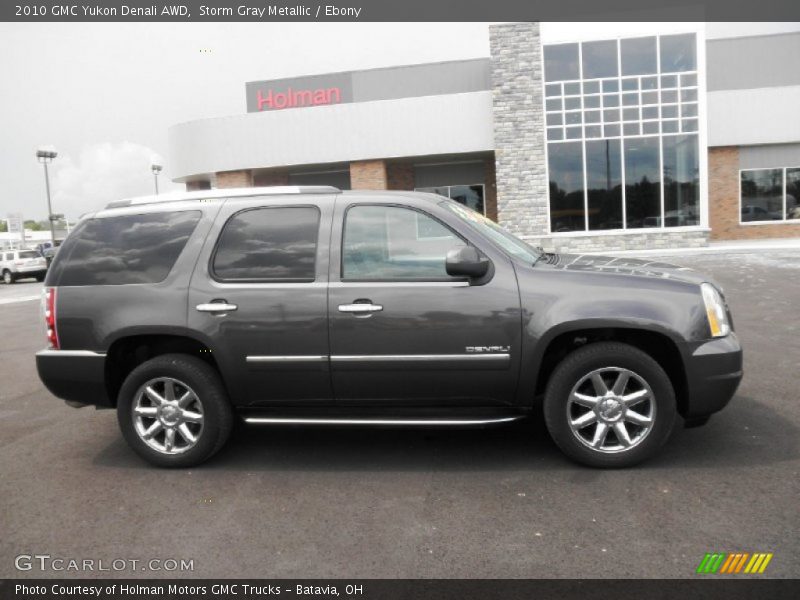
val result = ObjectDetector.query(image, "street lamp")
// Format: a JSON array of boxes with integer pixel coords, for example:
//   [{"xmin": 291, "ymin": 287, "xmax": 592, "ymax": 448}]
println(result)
[
  {"xmin": 151, "ymin": 162, "xmax": 163, "ymax": 195},
  {"xmin": 36, "ymin": 146, "xmax": 58, "ymax": 245}
]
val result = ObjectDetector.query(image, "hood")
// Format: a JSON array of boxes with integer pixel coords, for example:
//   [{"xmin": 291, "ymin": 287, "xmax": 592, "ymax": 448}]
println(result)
[{"xmin": 541, "ymin": 253, "xmax": 711, "ymax": 287}]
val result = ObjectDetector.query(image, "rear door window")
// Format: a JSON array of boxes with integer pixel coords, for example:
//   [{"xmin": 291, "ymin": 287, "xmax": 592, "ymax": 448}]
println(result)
[
  {"xmin": 212, "ymin": 207, "xmax": 320, "ymax": 282},
  {"xmin": 52, "ymin": 211, "xmax": 201, "ymax": 286}
]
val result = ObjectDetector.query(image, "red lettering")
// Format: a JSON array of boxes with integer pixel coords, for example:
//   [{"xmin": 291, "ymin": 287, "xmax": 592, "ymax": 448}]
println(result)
[
  {"xmin": 328, "ymin": 87, "xmax": 341, "ymax": 104},
  {"xmin": 257, "ymin": 86, "xmax": 343, "ymax": 111},
  {"xmin": 274, "ymin": 92, "xmax": 287, "ymax": 109},
  {"xmin": 257, "ymin": 89, "xmax": 273, "ymax": 110}
]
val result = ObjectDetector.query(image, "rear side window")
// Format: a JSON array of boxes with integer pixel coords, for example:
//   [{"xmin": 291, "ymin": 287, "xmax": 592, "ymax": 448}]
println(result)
[
  {"xmin": 19, "ymin": 251, "xmax": 39, "ymax": 259},
  {"xmin": 212, "ymin": 207, "xmax": 320, "ymax": 282},
  {"xmin": 52, "ymin": 211, "xmax": 201, "ymax": 286}
]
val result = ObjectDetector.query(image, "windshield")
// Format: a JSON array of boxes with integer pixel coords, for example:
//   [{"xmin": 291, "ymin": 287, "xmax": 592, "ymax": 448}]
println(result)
[{"xmin": 441, "ymin": 200, "xmax": 542, "ymax": 263}]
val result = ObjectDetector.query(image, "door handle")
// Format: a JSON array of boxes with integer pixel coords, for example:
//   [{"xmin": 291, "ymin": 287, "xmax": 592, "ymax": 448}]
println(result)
[
  {"xmin": 196, "ymin": 302, "xmax": 238, "ymax": 313},
  {"xmin": 338, "ymin": 303, "xmax": 383, "ymax": 314}
]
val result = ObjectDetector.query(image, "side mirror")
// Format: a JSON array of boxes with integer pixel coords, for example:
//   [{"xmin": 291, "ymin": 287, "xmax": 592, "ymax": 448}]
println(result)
[{"xmin": 446, "ymin": 246, "xmax": 489, "ymax": 279}]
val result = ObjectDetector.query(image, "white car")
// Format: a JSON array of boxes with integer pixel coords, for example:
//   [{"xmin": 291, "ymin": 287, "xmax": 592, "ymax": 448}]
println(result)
[{"xmin": 1, "ymin": 249, "xmax": 48, "ymax": 284}]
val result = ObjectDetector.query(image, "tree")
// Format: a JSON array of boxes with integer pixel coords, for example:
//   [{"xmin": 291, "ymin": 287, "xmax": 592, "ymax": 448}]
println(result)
[
  {"xmin": 0, "ymin": 221, "xmax": 7, "ymax": 232},
  {"xmin": 24, "ymin": 220, "xmax": 43, "ymax": 231}
]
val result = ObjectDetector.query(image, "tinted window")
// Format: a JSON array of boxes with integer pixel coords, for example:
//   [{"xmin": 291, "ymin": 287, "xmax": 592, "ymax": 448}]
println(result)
[
  {"xmin": 342, "ymin": 206, "xmax": 465, "ymax": 280},
  {"xmin": 582, "ymin": 40, "xmax": 618, "ymax": 79},
  {"xmin": 620, "ymin": 37, "xmax": 657, "ymax": 76},
  {"xmin": 586, "ymin": 139, "xmax": 623, "ymax": 230},
  {"xmin": 54, "ymin": 211, "xmax": 200, "ymax": 286},
  {"xmin": 662, "ymin": 135, "xmax": 700, "ymax": 226},
  {"xmin": 213, "ymin": 207, "xmax": 319, "ymax": 282},
  {"xmin": 740, "ymin": 170, "xmax": 783, "ymax": 222},
  {"xmin": 19, "ymin": 251, "xmax": 39, "ymax": 259},
  {"xmin": 548, "ymin": 142, "xmax": 585, "ymax": 232},
  {"xmin": 660, "ymin": 33, "xmax": 696, "ymax": 73},
  {"xmin": 544, "ymin": 43, "xmax": 579, "ymax": 82},
  {"xmin": 624, "ymin": 137, "xmax": 661, "ymax": 228}
]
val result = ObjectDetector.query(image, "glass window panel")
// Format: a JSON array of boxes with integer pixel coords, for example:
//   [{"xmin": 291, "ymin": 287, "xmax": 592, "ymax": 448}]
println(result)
[
  {"xmin": 660, "ymin": 33, "xmax": 697, "ymax": 73},
  {"xmin": 449, "ymin": 185, "xmax": 485, "ymax": 215},
  {"xmin": 585, "ymin": 125, "xmax": 602, "ymax": 138},
  {"xmin": 564, "ymin": 82, "xmax": 581, "ymax": 95},
  {"xmin": 548, "ymin": 142, "xmax": 586, "ymax": 232},
  {"xmin": 642, "ymin": 106, "xmax": 659, "ymax": 119},
  {"xmin": 661, "ymin": 89, "xmax": 678, "ymax": 103},
  {"xmin": 586, "ymin": 139, "xmax": 623, "ymax": 230},
  {"xmin": 564, "ymin": 97, "xmax": 581, "ymax": 110},
  {"xmin": 583, "ymin": 80, "xmax": 601, "ymax": 94},
  {"xmin": 213, "ymin": 208, "xmax": 318, "ymax": 282},
  {"xmin": 622, "ymin": 93, "xmax": 639, "ymax": 106},
  {"xmin": 786, "ymin": 169, "xmax": 800, "ymax": 220},
  {"xmin": 604, "ymin": 124, "xmax": 620, "ymax": 137},
  {"xmin": 546, "ymin": 98, "xmax": 562, "ymax": 111},
  {"xmin": 621, "ymin": 37, "xmax": 657, "ymax": 76},
  {"xmin": 622, "ymin": 78, "xmax": 639, "ymax": 91},
  {"xmin": 582, "ymin": 40, "xmax": 619, "ymax": 79},
  {"xmin": 545, "ymin": 83, "xmax": 561, "ymax": 97},
  {"xmin": 342, "ymin": 206, "xmax": 465, "ymax": 280},
  {"xmin": 642, "ymin": 121, "xmax": 659, "ymax": 134},
  {"xmin": 603, "ymin": 94, "xmax": 620, "ymax": 108},
  {"xmin": 661, "ymin": 105, "xmax": 678, "ymax": 119},
  {"xmin": 544, "ymin": 43, "xmax": 580, "ymax": 82},
  {"xmin": 641, "ymin": 76, "xmax": 658, "ymax": 90},
  {"xmin": 662, "ymin": 120, "xmax": 679, "ymax": 133},
  {"xmin": 641, "ymin": 91, "xmax": 659, "ymax": 105},
  {"xmin": 623, "ymin": 122, "xmax": 640, "ymax": 136},
  {"xmin": 662, "ymin": 134, "xmax": 700, "ymax": 226},
  {"xmin": 682, "ymin": 103, "xmax": 698, "ymax": 117},
  {"xmin": 604, "ymin": 108, "xmax": 620, "ymax": 123},
  {"xmin": 623, "ymin": 107, "xmax": 639, "ymax": 121},
  {"xmin": 565, "ymin": 112, "xmax": 582, "ymax": 125},
  {"xmin": 417, "ymin": 186, "xmax": 450, "ymax": 198},
  {"xmin": 602, "ymin": 79, "xmax": 619, "ymax": 93},
  {"xmin": 681, "ymin": 88, "xmax": 698, "ymax": 102},
  {"xmin": 661, "ymin": 75, "xmax": 678, "ymax": 88},
  {"xmin": 681, "ymin": 73, "xmax": 698, "ymax": 87},
  {"xmin": 682, "ymin": 118, "xmax": 699, "ymax": 132},
  {"xmin": 546, "ymin": 113, "xmax": 563, "ymax": 126},
  {"xmin": 741, "ymin": 169, "xmax": 784, "ymax": 222},
  {"xmin": 547, "ymin": 128, "xmax": 564, "ymax": 141},
  {"xmin": 585, "ymin": 110, "xmax": 601, "ymax": 124},
  {"xmin": 625, "ymin": 136, "xmax": 661, "ymax": 228},
  {"xmin": 566, "ymin": 126, "xmax": 582, "ymax": 139},
  {"xmin": 584, "ymin": 95, "xmax": 601, "ymax": 109}
]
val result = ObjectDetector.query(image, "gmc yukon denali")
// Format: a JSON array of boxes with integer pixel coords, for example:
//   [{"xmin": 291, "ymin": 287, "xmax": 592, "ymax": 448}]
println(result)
[{"xmin": 36, "ymin": 187, "xmax": 742, "ymax": 468}]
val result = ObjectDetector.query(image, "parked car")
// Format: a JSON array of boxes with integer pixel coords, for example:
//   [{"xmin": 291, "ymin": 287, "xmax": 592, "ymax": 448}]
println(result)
[
  {"xmin": 1, "ymin": 249, "xmax": 48, "ymax": 284},
  {"xmin": 36, "ymin": 187, "xmax": 742, "ymax": 468}
]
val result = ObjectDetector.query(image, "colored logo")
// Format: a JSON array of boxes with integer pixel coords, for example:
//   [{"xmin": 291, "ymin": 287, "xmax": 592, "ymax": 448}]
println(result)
[{"xmin": 696, "ymin": 552, "xmax": 773, "ymax": 574}]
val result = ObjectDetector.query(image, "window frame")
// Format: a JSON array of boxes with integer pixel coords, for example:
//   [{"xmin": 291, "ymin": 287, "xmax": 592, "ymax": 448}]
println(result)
[
  {"xmin": 209, "ymin": 205, "xmax": 322, "ymax": 284},
  {"xmin": 339, "ymin": 203, "xmax": 470, "ymax": 284},
  {"xmin": 738, "ymin": 166, "xmax": 800, "ymax": 226}
]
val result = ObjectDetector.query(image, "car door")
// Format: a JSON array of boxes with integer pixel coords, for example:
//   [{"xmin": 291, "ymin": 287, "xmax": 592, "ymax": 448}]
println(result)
[
  {"xmin": 327, "ymin": 197, "xmax": 522, "ymax": 406},
  {"xmin": 188, "ymin": 195, "xmax": 335, "ymax": 407}
]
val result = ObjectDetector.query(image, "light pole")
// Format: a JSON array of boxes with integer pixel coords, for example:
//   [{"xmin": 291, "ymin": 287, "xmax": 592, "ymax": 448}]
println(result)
[
  {"xmin": 151, "ymin": 162, "xmax": 163, "ymax": 195},
  {"xmin": 36, "ymin": 146, "xmax": 58, "ymax": 246}
]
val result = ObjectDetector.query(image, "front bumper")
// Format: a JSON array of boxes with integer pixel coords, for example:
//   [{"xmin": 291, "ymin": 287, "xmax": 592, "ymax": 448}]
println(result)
[
  {"xmin": 683, "ymin": 333, "xmax": 743, "ymax": 418},
  {"xmin": 35, "ymin": 349, "xmax": 112, "ymax": 407}
]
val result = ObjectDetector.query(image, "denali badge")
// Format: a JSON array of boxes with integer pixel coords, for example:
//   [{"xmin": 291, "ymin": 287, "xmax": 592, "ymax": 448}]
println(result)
[{"xmin": 466, "ymin": 346, "xmax": 511, "ymax": 353}]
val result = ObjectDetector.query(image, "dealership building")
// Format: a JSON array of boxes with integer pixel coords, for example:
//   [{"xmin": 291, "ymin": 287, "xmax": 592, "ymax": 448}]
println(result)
[{"xmin": 168, "ymin": 23, "xmax": 800, "ymax": 251}]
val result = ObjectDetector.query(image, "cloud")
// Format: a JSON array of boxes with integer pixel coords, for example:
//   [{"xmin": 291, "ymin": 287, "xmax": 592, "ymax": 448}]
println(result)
[{"xmin": 51, "ymin": 142, "xmax": 177, "ymax": 219}]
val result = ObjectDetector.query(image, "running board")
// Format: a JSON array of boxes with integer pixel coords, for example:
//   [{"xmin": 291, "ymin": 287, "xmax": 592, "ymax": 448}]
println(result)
[{"xmin": 244, "ymin": 416, "xmax": 524, "ymax": 426}]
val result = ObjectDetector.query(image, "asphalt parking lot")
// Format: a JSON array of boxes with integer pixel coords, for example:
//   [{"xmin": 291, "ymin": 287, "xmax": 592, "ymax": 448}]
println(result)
[{"xmin": 1, "ymin": 250, "xmax": 798, "ymax": 579}]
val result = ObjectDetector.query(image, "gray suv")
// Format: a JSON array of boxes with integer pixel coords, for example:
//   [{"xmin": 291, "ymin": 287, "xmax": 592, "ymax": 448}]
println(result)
[{"xmin": 36, "ymin": 186, "xmax": 742, "ymax": 468}]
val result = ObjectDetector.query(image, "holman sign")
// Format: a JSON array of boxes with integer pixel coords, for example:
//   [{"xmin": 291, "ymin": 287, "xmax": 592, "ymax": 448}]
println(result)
[{"xmin": 246, "ymin": 73, "xmax": 353, "ymax": 112}]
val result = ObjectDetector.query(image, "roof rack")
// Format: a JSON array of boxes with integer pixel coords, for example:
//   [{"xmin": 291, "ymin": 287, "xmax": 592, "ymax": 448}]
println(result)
[{"xmin": 105, "ymin": 186, "xmax": 341, "ymax": 209}]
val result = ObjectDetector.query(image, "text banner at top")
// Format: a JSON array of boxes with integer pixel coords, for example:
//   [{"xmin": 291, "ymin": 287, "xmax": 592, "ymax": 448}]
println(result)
[{"xmin": 3, "ymin": 0, "xmax": 800, "ymax": 22}]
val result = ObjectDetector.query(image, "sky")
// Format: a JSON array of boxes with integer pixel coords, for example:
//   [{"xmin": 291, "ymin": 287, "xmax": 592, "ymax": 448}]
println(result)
[{"xmin": 1, "ymin": 21, "xmax": 798, "ymax": 222}]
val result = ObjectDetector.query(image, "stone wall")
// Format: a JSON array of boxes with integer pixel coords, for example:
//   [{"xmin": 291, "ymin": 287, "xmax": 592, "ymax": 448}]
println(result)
[
  {"xmin": 489, "ymin": 22, "xmax": 548, "ymax": 237},
  {"xmin": 523, "ymin": 230, "xmax": 710, "ymax": 254}
]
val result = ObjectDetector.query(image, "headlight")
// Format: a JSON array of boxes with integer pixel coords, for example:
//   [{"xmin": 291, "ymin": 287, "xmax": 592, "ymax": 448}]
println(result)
[{"xmin": 701, "ymin": 282, "xmax": 730, "ymax": 338}]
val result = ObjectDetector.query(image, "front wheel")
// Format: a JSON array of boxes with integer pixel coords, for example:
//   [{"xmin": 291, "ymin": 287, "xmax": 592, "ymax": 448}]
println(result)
[
  {"xmin": 544, "ymin": 342, "xmax": 676, "ymax": 468},
  {"xmin": 3, "ymin": 270, "xmax": 14, "ymax": 284},
  {"xmin": 117, "ymin": 354, "xmax": 233, "ymax": 468}
]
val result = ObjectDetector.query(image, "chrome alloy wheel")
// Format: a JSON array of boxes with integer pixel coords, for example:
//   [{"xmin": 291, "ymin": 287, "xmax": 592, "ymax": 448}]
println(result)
[
  {"xmin": 132, "ymin": 377, "xmax": 204, "ymax": 455},
  {"xmin": 566, "ymin": 367, "xmax": 656, "ymax": 454}
]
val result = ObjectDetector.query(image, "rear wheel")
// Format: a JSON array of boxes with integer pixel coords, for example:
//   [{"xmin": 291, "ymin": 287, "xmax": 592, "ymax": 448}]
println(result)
[
  {"xmin": 543, "ymin": 342, "xmax": 676, "ymax": 468},
  {"xmin": 3, "ymin": 270, "xmax": 14, "ymax": 284},
  {"xmin": 117, "ymin": 354, "xmax": 233, "ymax": 467},
  {"xmin": 35, "ymin": 274, "xmax": 45, "ymax": 282}
]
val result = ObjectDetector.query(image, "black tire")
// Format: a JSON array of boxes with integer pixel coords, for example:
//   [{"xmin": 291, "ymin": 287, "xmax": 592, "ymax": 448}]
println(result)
[
  {"xmin": 117, "ymin": 354, "xmax": 233, "ymax": 468},
  {"xmin": 543, "ymin": 342, "xmax": 676, "ymax": 468},
  {"xmin": 3, "ymin": 270, "xmax": 14, "ymax": 284},
  {"xmin": 35, "ymin": 274, "xmax": 45, "ymax": 282}
]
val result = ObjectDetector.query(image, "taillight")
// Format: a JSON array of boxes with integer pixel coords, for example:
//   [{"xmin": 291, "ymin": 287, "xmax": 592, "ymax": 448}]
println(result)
[{"xmin": 43, "ymin": 287, "xmax": 59, "ymax": 349}]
